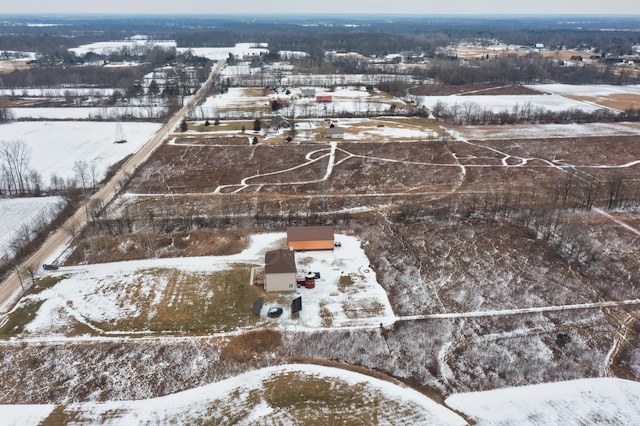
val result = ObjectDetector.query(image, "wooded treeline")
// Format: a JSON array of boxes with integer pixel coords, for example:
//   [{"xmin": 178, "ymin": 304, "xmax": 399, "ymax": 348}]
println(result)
[
  {"xmin": 428, "ymin": 101, "xmax": 640, "ymax": 125},
  {"xmin": 414, "ymin": 55, "xmax": 638, "ymax": 86}
]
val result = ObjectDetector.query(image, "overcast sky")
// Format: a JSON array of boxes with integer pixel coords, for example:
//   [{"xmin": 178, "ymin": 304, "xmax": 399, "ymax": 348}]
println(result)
[{"xmin": 0, "ymin": 0, "xmax": 636, "ymax": 15}]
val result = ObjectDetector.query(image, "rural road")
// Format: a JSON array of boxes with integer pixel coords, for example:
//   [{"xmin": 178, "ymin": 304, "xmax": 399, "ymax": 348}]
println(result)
[{"xmin": 0, "ymin": 60, "xmax": 226, "ymax": 314}]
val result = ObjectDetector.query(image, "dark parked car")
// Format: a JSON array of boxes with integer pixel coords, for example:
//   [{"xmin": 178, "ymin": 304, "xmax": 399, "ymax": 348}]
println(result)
[
  {"xmin": 268, "ymin": 307, "xmax": 283, "ymax": 317},
  {"xmin": 42, "ymin": 264, "xmax": 59, "ymax": 271}
]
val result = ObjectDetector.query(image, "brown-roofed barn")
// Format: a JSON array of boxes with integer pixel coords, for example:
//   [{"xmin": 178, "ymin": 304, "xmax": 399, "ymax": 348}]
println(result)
[{"xmin": 287, "ymin": 226, "xmax": 334, "ymax": 251}]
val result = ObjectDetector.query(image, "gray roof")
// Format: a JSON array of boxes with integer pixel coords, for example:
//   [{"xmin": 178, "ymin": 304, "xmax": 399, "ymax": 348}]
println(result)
[
  {"xmin": 325, "ymin": 127, "xmax": 344, "ymax": 135},
  {"xmin": 267, "ymin": 115, "xmax": 291, "ymax": 128}
]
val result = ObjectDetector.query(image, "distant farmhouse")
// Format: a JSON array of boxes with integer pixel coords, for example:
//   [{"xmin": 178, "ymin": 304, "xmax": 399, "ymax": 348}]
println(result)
[
  {"xmin": 264, "ymin": 249, "xmax": 297, "ymax": 292},
  {"xmin": 267, "ymin": 115, "xmax": 292, "ymax": 132},
  {"xmin": 287, "ymin": 226, "xmax": 335, "ymax": 251}
]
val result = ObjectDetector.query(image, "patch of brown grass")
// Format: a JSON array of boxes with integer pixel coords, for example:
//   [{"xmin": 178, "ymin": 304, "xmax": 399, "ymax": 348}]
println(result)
[
  {"xmin": 564, "ymin": 93, "xmax": 640, "ymax": 111},
  {"xmin": 67, "ymin": 229, "xmax": 249, "ymax": 265},
  {"xmin": 220, "ymin": 329, "xmax": 282, "ymax": 362}
]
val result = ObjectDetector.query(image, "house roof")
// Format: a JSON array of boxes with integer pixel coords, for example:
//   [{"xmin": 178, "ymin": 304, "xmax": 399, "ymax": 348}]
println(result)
[
  {"xmin": 267, "ymin": 115, "xmax": 290, "ymax": 128},
  {"xmin": 325, "ymin": 127, "xmax": 344, "ymax": 135},
  {"xmin": 287, "ymin": 226, "xmax": 334, "ymax": 242},
  {"xmin": 265, "ymin": 249, "xmax": 296, "ymax": 274}
]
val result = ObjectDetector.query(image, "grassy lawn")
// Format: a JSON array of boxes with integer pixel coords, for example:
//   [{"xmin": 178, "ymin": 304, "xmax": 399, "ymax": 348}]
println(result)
[
  {"xmin": 0, "ymin": 275, "xmax": 68, "ymax": 337},
  {"xmin": 91, "ymin": 266, "xmax": 263, "ymax": 334},
  {"xmin": 0, "ymin": 266, "xmax": 266, "ymax": 337}
]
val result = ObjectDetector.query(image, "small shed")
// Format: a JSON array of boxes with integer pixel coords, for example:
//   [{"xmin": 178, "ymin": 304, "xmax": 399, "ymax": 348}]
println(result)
[
  {"xmin": 301, "ymin": 88, "xmax": 316, "ymax": 96},
  {"xmin": 264, "ymin": 249, "xmax": 297, "ymax": 292},
  {"xmin": 325, "ymin": 127, "xmax": 344, "ymax": 139},
  {"xmin": 316, "ymin": 95, "xmax": 333, "ymax": 102},
  {"xmin": 287, "ymin": 226, "xmax": 334, "ymax": 251}
]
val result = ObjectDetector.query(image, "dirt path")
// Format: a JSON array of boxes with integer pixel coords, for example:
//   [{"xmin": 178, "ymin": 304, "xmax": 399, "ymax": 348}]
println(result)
[{"xmin": 593, "ymin": 207, "xmax": 640, "ymax": 237}]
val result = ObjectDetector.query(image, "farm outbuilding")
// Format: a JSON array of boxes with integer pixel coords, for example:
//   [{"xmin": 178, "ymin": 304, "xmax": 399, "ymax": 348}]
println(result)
[
  {"xmin": 287, "ymin": 226, "xmax": 334, "ymax": 251},
  {"xmin": 264, "ymin": 249, "xmax": 297, "ymax": 292},
  {"xmin": 325, "ymin": 127, "xmax": 344, "ymax": 139}
]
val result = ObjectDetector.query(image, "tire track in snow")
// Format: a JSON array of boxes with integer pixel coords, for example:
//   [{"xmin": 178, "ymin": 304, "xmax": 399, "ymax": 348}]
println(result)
[{"xmin": 396, "ymin": 298, "xmax": 640, "ymax": 322}]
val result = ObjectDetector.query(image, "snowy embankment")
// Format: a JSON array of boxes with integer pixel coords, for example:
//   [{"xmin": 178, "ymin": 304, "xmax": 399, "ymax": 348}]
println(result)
[
  {"xmin": 0, "ymin": 121, "xmax": 162, "ymax": 184},
  {"xmin": 446, "ymin": 377, "xmax": 640, "ymax": 425},
  {"xmin": 0, "ymin": 364, "xmax": 467, "ymax": 425}
]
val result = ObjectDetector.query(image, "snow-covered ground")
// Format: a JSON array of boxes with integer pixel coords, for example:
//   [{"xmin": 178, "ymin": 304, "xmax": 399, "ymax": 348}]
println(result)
[
  {"xmin": 9, "ymin": 106, "xmax": 167, "ymax": 120},
  {"xmin": 69, "ymin": 38, "xmax": 267, "ymax": 61},
  {"xmin": 179, "ymin": 43, "xmax": 269, "ymax": 61},
  {"xmin": 0, "ymin": 196, "xmax": 65, "ymax": 257},
  {"xmin": 21, "ymin": 233, "xmax": 394, "ymax": 336},
  {"xmin": 418, "ymin": 93, "xmax": 603, "ymax": 114},
  {"xmin": 0, "ymin": 121, "xmax": 162, "ymax": 185},
  {"xmin": 200, "ymin": 86, "xmax": 406, "ymax": 118},
  {"xmin": 0, "ymin": 88, "xmax": 116, "ymax": 97},
  {"xmin": 416, "ymin": 84, "xmax": 640, "ymax": 115},
  {"xmin": 446, "ymin": 377, "xmax": 640, "ymax": 425},
  {"xmin": 0, "ymin": 364, "xmax": 466, "ymax": 425},
  {"xmin": 455, "ymin": 122, "xmax": 640, "ymax": 140},
  {"xmin": 528, "ymin": 83, "xmax": 640, "ymax": 97},
  {"xmin": 69, "ymin": 39, "xmax": 177, "ymax": 56}
]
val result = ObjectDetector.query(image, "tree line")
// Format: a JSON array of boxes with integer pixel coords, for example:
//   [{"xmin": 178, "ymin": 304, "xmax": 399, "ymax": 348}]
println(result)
[
  {"xmin": 412, "ymin": 55, "xmax": 638, "ymax": 87},
  {"xmin": 427, "ymin": 101, "xmax": 640, "ymax": 126}
]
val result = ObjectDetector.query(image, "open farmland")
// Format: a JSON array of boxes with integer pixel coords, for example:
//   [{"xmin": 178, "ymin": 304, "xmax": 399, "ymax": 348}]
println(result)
[
  {"xmin": 3, "ymin": 76, "xmax": 640, "ymax": 423},
  {"xmin": 1, "ymin": 121, "xmax": 162, "ymax": 185}
]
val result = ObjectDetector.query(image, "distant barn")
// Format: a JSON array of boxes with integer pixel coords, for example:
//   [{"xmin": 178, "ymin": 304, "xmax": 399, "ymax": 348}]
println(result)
[{"xmin": 287, "ymin": 226, "xmax": 334, "ymax": 251}]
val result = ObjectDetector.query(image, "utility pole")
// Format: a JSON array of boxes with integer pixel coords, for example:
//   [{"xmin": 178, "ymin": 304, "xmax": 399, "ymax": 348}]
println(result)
[{"xmin": 14, "ymin": 265, "xmax": 25, "ymax": 295}]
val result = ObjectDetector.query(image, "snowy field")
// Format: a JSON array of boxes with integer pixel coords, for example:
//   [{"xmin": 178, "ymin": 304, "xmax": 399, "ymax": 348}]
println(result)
[
  {"xmin": 418, "ymin": 93, "xmax": 603, "ymax": 114},
  {"xmin": 0, "ymin": 88, "xmax": 116, "ymax": 97},
  {"xmin": 454, "ymin": 122, "xmax": 640, "ymax": 140},
  {"xmin": 528, "ymin": 83, "xmax": 640, "ymax": 97},
  {"xmin": 18, "ymin": 233, "xmax": 394, "ymax": 336},
  {"xmin": 0, "ymin": 364, "xmax": 466, "ymax": 425},
  {"xmin": 69, "ymin": 39, "xmax": 176, "ymax": 56},
  {"xmin": 417, "ymin": 84, "xmax": 640, "ymax": 115},
  {"xmin": 0, "ymin": 196, "xmax": 65, "ymax": 257},
  {"xmin": 179, "ymin": 43, "xmax": 269, "ymax": 60},
  {"xmin": 9, "ymin": 106, "xmax": 167, "ymax": 120},
  {"xmin": 69, "ymin": 39, "xmax": 267, "ymax": 61},
  {"xmin": 0, "ymin": 121, "xmax": 162, "ymax": 185},
  {"xmin": 446, "ymin": 377, "xmax": 640, "ymax": 425}
]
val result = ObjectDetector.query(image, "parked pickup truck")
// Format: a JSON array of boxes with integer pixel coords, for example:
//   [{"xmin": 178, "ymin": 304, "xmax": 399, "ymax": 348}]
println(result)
[{"xmin": 42, "ymin": 264, "xmax": 59, "ymax": 271}]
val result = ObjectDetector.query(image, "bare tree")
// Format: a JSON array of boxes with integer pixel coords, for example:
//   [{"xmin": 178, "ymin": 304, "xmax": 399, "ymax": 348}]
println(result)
[
  {"xmin": 64, "ymin": 220, "xmax": 80, "ymax": 241},
  {"xmin": 22, "ymin": 263, "xmax": 38, "ymax": 286},
  {"xmin": 73, "ymin": 160, "xmax": 89, "ymax": 194},
  {"xmin": 0, "ymin": 139, "xmax": 32, "ymax": 195}
]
